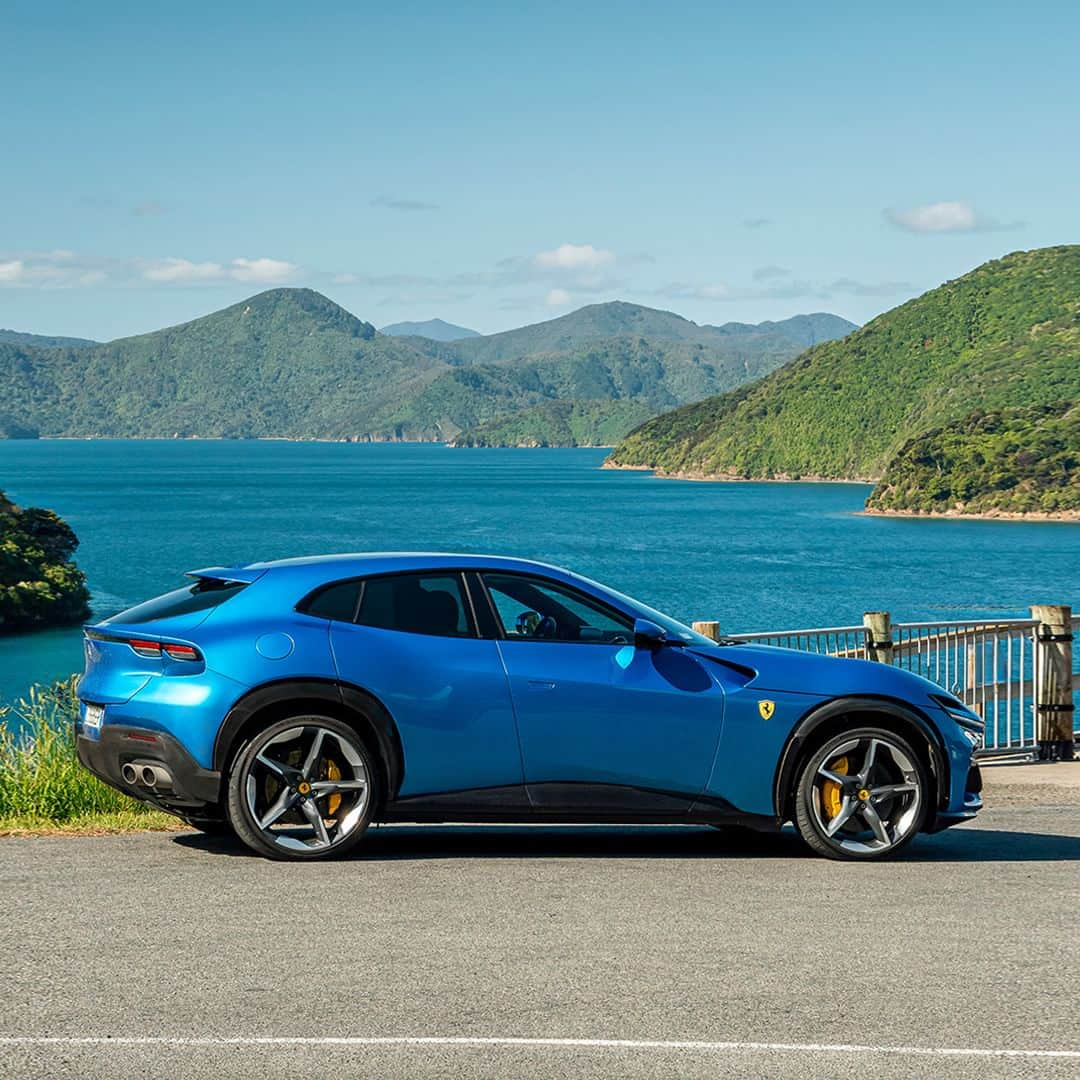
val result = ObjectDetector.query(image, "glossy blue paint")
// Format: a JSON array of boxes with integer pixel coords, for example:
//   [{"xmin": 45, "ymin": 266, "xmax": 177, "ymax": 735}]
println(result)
[
  {"xmin": 329, "ymin": 621, "xmax": 521, "ymax": 797},
  {"xmin": 498, "ymin": 639, "xmax": 725, "ymax": 805},
  {"xmin": 75, "ymin": 552, "xmax": 981, "ymax": 828}
]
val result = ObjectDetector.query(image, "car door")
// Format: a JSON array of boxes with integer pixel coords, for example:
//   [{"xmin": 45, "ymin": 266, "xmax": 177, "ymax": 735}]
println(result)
[
  {"xmin": 478, "ymin": 571, "xmax": 725, "ymax": 812},
  {"xmin": 327, "ymin": 571, "xmax": 524, "ymax": 805}
]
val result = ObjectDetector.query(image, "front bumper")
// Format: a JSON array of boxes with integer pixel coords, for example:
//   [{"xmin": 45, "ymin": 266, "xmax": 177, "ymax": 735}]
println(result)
[
  {"xmin": 77, "ymin": 724, "xmax": 222, "ymax": 812},
  {"xmin": 927, "ymin": 762, "xmax": 983, "ymax": 833}
]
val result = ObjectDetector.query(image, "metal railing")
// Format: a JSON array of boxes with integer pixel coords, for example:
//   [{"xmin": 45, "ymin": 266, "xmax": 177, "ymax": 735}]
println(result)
[{"xmin": 726, "ymin": 615, "xmax": 1080, "ymax": 757}]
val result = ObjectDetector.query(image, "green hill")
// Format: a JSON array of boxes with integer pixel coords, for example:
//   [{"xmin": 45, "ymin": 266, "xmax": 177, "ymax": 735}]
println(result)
[
  {"xmin": 450, "ymin": 400, "xmax": 656, "ymax": 447},
  {"xmin": 0, "ymin": 292, "xmax": 854, "ymax": 445},
  {"xmin": 379, "ymin": 318, "xmax": 480, "ymax": 341},
  {"xmin": 0, "ymin": 491, "xmax": 90, "ymax": 634},
  {"xmin": 866, "ymin": 401, "xmax": 1079, "ymax": 517},
  {"xmin": 443, "ymin": 303, "xmax": 853, "ymax": 365},
  {"xmin": 607, "ymin": 246, "xmax": 1080, "ymax": 480},
  {"xmin": 0, "ymin": 289, "xmax": 446, "ymax": 440},
  {"xmin": 0, "ymin": 329, "xmax": 97, "ymax": 349}
]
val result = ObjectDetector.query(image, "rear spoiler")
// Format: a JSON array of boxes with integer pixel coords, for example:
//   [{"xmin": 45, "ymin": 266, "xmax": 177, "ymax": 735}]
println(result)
[{"xmin": 185, "ymin": 566, "xmax": 266, "ymax": 585}]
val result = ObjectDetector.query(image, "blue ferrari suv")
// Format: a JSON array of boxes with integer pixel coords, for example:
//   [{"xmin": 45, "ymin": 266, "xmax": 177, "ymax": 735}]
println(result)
[{"xmin": 76, "ymin": 553, "xmax": 984, "ymax": 860}]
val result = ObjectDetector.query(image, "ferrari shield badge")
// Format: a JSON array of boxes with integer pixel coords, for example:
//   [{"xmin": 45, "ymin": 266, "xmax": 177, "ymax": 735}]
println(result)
[{"xmin": 758, "ymin": 699, "xmax": 775, "ymax": 720}]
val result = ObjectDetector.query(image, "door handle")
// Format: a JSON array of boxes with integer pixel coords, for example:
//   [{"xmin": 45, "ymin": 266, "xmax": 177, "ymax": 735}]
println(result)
[{"xmin": 527, "ymin": 679, "xmax": 556, "ymax": 691}]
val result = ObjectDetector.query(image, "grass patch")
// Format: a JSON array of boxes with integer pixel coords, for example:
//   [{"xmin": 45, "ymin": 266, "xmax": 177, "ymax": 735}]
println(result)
[{"xmin": 0, "ymin": 679, "xmax": 183, "ymax": 835}]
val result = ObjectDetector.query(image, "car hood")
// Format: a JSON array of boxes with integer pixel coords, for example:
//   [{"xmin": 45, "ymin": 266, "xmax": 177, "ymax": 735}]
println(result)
[{"xmin": 689, "ymin": 642, "xmax": 943, "ymax": 703}]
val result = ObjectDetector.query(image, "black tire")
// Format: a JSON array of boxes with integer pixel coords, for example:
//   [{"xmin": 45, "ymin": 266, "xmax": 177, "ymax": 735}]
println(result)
[
  {"xmin": 793, "ymin": 725, "xmax": 929, "ymax": 861},
  {"xmin": 226, "ymin": 713, "xmax": 379, "ymax": 861}
]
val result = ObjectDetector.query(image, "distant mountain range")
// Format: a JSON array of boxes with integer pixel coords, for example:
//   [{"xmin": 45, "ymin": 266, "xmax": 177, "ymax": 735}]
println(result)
[
  {"xmin": 0, "ymin": 292, "xmax": 854, "ymax": 444},
  {"xmin": 0, "ymin": 329, "xmax": 98, "ymax": 349},
  {"xmin": 379, "ymin": 318, "xmax": 480, "ymax": 341},
  {"xmin": 607, "ymin": 245, "xmax": 1080, "ymax": 514}
]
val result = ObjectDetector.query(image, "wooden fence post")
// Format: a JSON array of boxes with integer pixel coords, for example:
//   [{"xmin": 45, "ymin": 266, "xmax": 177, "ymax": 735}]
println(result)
[
  {"xmin": 692, "ymin": 621, "xmax": 722, "ymax": 642},
  {"xmin": 863, "ymin": 611, "xmax": 893, "ymax": 664},
  {"xmin": 1031, "ymin": 604, "xmax": 1075, "ymax": 762}
]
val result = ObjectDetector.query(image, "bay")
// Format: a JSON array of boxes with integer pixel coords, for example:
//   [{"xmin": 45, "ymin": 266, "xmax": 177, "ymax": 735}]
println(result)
[{"xmin": 1, "ymin": 440, "xmax": 1077, "ymax": 704}]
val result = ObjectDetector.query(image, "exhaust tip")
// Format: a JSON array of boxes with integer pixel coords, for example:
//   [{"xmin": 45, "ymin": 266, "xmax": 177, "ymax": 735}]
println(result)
[
  {"xmin": 121, "ymin": 763, "xmax": 139, "ymax": 785},
  {"xmin": 141, "ymin": 764, "xmax": 174, "ymax": 790}
]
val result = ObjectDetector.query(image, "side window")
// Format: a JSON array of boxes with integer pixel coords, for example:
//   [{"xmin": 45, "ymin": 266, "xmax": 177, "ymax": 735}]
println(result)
[
  {"xmin": 301, "ymin": 580, "xmax": 362, "ymax": 622},
  {"xmin": 482, "ymin": 573, "xmax": 632, "ymax": 644},
  {"xmin": 356, "ymin": 573, "xmax": 473, "ymax": 638}
]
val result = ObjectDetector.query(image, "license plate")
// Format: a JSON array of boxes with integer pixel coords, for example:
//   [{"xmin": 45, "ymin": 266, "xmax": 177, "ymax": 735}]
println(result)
[{"xmin": 83, "ymin": 703, "xmax": 104, "ymax": 730}]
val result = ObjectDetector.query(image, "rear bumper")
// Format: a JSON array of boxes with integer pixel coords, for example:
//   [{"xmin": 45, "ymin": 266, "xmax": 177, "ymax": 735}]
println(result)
[{"xmin": 77, "ymin": 724, "xmax": 222, "ymax": 812}]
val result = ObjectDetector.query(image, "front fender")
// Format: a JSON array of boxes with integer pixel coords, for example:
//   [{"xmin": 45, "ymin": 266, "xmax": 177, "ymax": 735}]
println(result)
[{"xmin": 772, "ymin": 695, "xmax": 949, "ymax": 820}]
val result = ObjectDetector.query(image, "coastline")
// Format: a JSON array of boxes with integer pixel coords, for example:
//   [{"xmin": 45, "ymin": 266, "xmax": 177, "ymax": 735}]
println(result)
[
  {"xmin": 862, "ymin": 507, "xmax": 1080, "ymax": 524},
  {"xmin": 602, "ymin": 461, "xmax": 875, "ymax": 485}
]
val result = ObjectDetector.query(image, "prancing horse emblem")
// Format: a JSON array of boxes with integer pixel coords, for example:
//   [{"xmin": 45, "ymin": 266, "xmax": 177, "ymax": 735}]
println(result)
[{"xmin": 758, "ymin": 700, "xmax": 775, "ymax": 720}]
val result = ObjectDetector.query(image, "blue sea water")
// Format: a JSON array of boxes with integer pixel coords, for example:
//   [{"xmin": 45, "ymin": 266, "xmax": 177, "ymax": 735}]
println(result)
[{"xmin": 1, "ymin": 440, "xmax": 1078, "ymax": 703}]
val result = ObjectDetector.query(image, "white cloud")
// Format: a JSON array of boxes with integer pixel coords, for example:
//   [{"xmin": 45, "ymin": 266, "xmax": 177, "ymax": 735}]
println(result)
[
  {"xmin": 534, "ymin": 243, "xmax": 615, "ymax": 271},
  {"xmin": 886, "ymin": 201, "xmax": 976, "ymax": 233},
  {"xmin": 229, "ymin": 257, "xmax": 297, "ymax": 283},
  {"xmin": 0, "ymin": 260, "xmax": 24, "ymax": 284},
  {"xmin": 143, "ymin": 258, "xmax": 224, "ymax": 282},
  {"xmin": 141, "ymin": 256, "xmax": 297, "ymax": 284},
  {"xmin": 546, "ymin": 288, "xmax": 572, "ymax": 306},
  {"xmin": 884, "ymin": 200, "xmax": 1019, "ymax": 234}
]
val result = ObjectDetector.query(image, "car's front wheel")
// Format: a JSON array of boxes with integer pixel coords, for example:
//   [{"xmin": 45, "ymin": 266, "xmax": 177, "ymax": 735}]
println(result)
[
  {"xmin": 793, "ymin": 726, "xmax": 929, "ymax": 860},
  {"xmin": 226, "ymin": 715, "xmax": 378, "ymax": 860}
]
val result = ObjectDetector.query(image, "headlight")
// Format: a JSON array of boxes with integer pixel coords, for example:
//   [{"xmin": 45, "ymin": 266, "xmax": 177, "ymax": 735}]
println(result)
[
  {"xmin": 931, "ymin": 693, "xmax": 985, "ymax": 736},
  {"xmin": 961, "ymin": 728, "xmax": 982, "ymax": 749}
]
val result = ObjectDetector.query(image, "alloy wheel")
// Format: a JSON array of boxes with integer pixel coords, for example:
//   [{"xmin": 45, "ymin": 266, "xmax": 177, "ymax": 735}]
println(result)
[
  {"xmin": 801, "ymin": 731, "xmax": 925, "ymax": 857},
  {"xmin": 241, "ymin": 720, "xmax": 371, "ymax": 855}
]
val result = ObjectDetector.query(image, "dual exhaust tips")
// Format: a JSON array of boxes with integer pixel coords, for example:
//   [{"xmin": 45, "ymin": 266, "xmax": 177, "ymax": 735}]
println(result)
[{"xmin": 121, "ymin": 762, "xmax": 174, "ymax": 791}]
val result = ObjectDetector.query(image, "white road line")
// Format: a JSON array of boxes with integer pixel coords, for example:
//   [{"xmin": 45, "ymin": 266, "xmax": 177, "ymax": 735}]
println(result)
[{"xmin": 0, "ymin": 1036, "xmax": 1077, "ymax": 1059}]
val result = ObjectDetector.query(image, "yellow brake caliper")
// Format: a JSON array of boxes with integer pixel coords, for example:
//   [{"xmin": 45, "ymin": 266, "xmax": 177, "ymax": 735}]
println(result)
[
  {"xmin": 822, "ymin": 756, "xmax": 849, "ymax": 820},
  {"xmin": 325, "ymin": 759, "xmax": 342, "ymax": 818}
]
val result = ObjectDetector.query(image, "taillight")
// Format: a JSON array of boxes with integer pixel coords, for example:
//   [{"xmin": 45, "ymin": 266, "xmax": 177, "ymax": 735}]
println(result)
[
  {"xmin": 126, "ymin": 639, "xmax": 202, "ymax": 662},
  {"xmin": 163, "ymin": 643, "xmax": 200, "ymax": 662}
]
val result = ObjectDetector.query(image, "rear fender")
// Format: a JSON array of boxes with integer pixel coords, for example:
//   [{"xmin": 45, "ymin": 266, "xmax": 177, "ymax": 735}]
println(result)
[{"xmin": 213, "ymin": 678, "xmax": 405, "ymax": 800}]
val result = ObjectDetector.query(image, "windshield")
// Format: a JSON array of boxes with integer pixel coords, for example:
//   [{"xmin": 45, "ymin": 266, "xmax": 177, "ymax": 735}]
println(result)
[{"xmin": 566, "ymin": 572, "xmax": 718, "ymax": 647}]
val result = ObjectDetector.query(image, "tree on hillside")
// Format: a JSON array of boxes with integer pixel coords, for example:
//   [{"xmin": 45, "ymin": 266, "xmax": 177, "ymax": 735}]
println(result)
[{"xmin": 0, "ymin": 491, "xmax": 91, "ymax": 634}]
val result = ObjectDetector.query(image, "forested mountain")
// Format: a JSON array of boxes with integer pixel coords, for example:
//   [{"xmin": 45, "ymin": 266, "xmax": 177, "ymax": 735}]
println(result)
[
  {"xmin": 607, "ymin": 246, "xmax": 1080, "ymax": 481},
  {"xmin": 865, "ymin": 402, "xmax": 1079, "ymax": 517},
  {"xmin": 0, "ymin": 329, "xmax": 97, "ymax": 349},
  {"xmin": 0, "ymin": 290, "xmax": 853, "ymax": 444},
  {"xmin": 379, "ymin": 318, "xmax": 480, "ymax": 341},
  {"xmin": 440, "ymin": 303, "xmax": 853, "ymax": 365}
]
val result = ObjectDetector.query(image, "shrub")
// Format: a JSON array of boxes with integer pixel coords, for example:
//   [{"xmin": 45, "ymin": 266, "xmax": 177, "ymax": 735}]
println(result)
[{"xmin": 0, "ymin": 678, "xmax": 168, "ymax": 825}]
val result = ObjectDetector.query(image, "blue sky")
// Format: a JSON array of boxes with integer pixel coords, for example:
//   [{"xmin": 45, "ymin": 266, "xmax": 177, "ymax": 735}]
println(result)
[{"xmin": 2, "ymin": 0, "xmax": 1078, "ymax": 340}]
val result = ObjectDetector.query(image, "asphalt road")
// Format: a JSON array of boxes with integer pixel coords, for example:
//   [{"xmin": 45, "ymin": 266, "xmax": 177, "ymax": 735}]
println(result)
[{"xmin": 2, "ymin": 792, "xmax": 1079, "ymax": 1079}]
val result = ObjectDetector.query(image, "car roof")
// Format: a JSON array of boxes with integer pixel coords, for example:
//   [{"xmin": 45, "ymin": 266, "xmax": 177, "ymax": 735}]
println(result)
[{"xmin": 190, "ymin": 552, "xmax": 580, "ymax": 590}]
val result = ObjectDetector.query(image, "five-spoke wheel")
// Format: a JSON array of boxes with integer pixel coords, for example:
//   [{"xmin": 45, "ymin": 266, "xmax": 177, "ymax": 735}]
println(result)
[
  {"xmin": 794, "ymin": 727, "xmax": 928, "ymax": 860},
  {"xmin": 227, "ymin": 715, "xmax": 377, "ymax": 860}
]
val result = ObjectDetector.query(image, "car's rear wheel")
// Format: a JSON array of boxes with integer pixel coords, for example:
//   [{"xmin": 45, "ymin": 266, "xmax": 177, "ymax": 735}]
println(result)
[
  {"xmin": 793, "ymin": 726, "xmax": 928, "ymax": 860},
  {"xmin": 226, "ymin": 714, "xmax": 377, "ymax": 860}
]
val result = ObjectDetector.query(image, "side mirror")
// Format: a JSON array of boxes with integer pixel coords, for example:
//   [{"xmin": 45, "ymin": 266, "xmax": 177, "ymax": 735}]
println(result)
[{"xmin": 633, "ymin": 618, "xmax": 669, "ymax": 650}]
